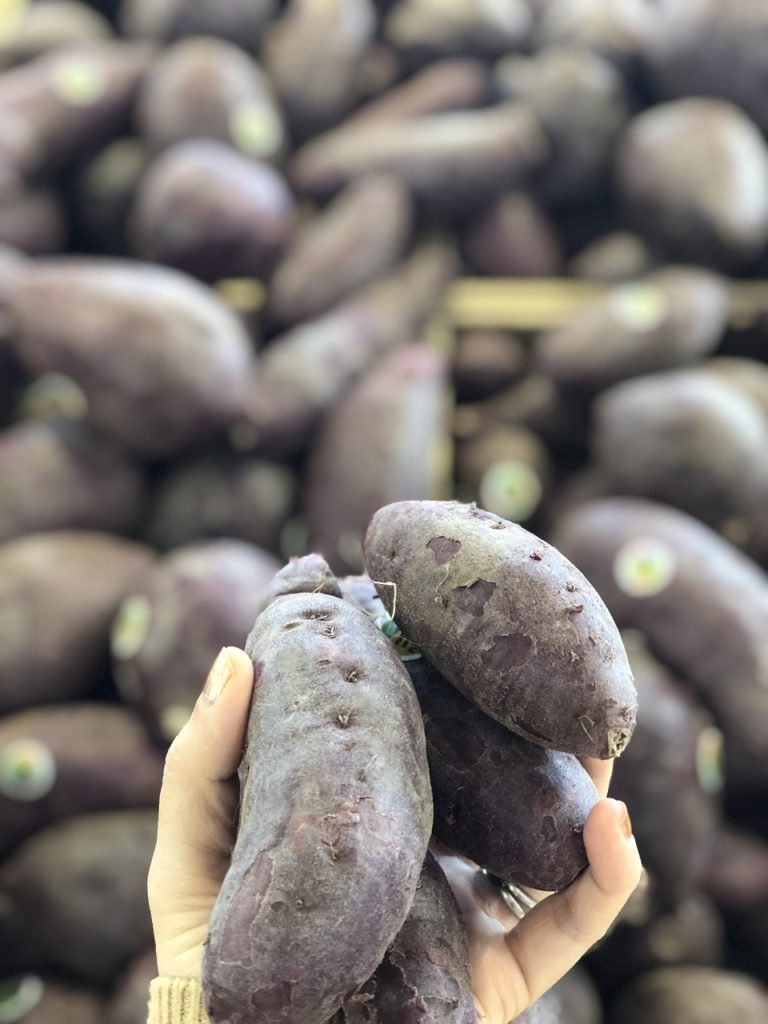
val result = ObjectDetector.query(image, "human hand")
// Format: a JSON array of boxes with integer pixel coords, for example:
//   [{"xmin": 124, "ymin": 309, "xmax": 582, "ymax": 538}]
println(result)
[
  {"xmin": 147, "ymin": 646, "xmax": 255, "ymax": 980},
  {"xmin": 432, "ymin": 758, "xmax": 643, "ymax": 1023},
  {"xmin": 147, "ymin": 647, "xmax": 642, "ymax": 1022}
]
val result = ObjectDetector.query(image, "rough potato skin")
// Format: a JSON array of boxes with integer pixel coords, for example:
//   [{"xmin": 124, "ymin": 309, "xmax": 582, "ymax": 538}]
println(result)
[
  {"xmin": 343, "ymin": 852, "xmax": 478, "ymax": 1024},
  {"xmin": 552, "ymin": 499, "xmax": 768, "ymax": 788},
  {"xmin": 409, "ymin": 657, "xmax": 596, "ymax": 890},
  {"xmin": 363, "ymin": 501, "xmax": 637, "ymax": 758},
  {"xmin": 202, "ymin": 593, "xmax": 433, "ymax": 1024}
]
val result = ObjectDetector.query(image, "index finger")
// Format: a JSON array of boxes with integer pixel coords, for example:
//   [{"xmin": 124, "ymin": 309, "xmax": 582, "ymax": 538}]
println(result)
[{"xmin": 579, "ymin": 756, "xmax": 614, "ymax": 800}]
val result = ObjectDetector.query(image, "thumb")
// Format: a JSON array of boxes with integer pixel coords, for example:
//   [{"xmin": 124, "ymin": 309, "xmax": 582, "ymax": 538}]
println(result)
[{"xmin": 150, "ymin": 647, "xmax": 255, "ymax": 889}]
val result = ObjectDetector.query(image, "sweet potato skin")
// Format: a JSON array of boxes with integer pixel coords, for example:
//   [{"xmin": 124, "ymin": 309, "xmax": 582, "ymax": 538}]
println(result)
[
  {"xmin": 608, "ymin": 967, "xmax": 768, "ymax": 1024},
  {"xmin": 0, "ymin": 810, "xmax": 157, "ymax": 984},
  {"xmin": 0, "ymin": 532, "xmax": 154, "ymax": 713},
  {"xmin": 552, "ymin": 498, "xmax": 768, "ymax": 789},
  {"xmin": 343, "ymin": 851, "xmax": 478, "ymax": 1024},
  {"xmin": 409, "ymin": 657, "xmax": 596, "ymax": 890},
  {"xmin": 363, "ymin": 500, "xmax": 637, "ymax": 758},
  {"xmin": 338, "ymin": 574, "xmax": 595, "ymax": 887},
  {"xmin": 202, "ymin": 593, "xmax": 433, "ymax": 1024},
  {"xmin": 0, "ymin": 703, "xmax": 163, "ymax": 858}
]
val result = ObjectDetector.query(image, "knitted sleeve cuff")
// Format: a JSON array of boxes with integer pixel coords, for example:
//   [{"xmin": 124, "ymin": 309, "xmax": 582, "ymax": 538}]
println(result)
[{"xmin": 147, "ymin": 977, "xmax": 209, "ymax": 1024}]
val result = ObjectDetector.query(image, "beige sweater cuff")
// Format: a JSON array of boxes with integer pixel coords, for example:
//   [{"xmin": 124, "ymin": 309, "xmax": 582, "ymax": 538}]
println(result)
[{"xmin": 148, "ymin": 977, "xmax": 209, "ymax": 1024}]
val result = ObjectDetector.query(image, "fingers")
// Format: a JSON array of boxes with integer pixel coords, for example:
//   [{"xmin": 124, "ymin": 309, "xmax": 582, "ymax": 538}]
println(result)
[
  {"xmin": 504, "ymin": 798, "xmax": 642, "ymax": 1006},
  {"xmin": 579, "ymin": 756, "xmax": 614, "ymax": 800},
  {"xmin": 150, "ymin": 647, "xmax": 254, "ymax": 889}
]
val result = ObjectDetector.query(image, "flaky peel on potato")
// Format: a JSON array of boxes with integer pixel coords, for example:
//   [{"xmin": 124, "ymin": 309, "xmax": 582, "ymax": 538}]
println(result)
[{"xmin": 363, "ymin": 500, "xmax": 637, "ymax": 759}]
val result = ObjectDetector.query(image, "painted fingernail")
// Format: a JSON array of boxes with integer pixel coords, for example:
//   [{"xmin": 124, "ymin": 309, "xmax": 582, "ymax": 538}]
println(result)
[
  {"xmin": 614, "ymin": 800, "xmax": 633, "ymax": 839},
  {"xmin": 203, "ymin": 648, "xmax": 233, "ymax": 703}
]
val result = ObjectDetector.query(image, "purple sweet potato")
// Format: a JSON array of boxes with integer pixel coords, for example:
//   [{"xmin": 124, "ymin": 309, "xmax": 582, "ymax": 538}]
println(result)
[
  {"xmin": 363, "ymin": 500, "xmax": 637, "ymax": 758},
  {"xmin": 616, "ymin": 99, "xmax": 768, "ymax": 268},
  {"xmin": 455, "ymin": 425, "xmax": 552, "ymax": 527},
  {"xmin": 534, "ymin": 268, "xmax": 728, "ymax": 391},
  {"xmin": 145, "ymin": 453, "xmax": 296, "ymax": 554},
  {"xmin": 111, "ymin": 540, "xmax": 280, "ymax": 740},
  {"xmin": 550, "ymin": 968, "xmax": 602, "ymax": 1024},
  {"xmin": 609, "ymin": 632, "xmax": 722, "ymax": 907},
  {"xmin": 608, "ymin": 967, "xmax": 768, "ymax": 1024},
  {"xmin": 511, "ymin": 989, "xmax": 561, "ymax": 1024},
  {"xmin": 0, "ymin": 2, "xmax": 111, "ymax": 68},
  {"xmin": 241, "ymin": 242, "xmax": 456, "ymax": 456},
  {"xmin": 452, "ymin": 331, "xmax": 527, "ymax": 403},
  {"xmin": 0, "ymin": 532, "xmax": 154, "ymax": 713},
  {"xmin": 553, "ymin": 499, "xmax": 768, "ymax": 790},
  {"xmin": 702, "ymin": 828, "xmax": 768, "ymax": 978},
  {"xmin": 131, "ymin": 140, "xmax": 296, "ymax": 281},
  {"xmin": 263, "ymin": 0, "xmax": 377, "ymax": 139},
  {"xmin": 464, "ymin": 192, "xmax": 562, "ymax": 278},
  {"xmin": 0, "ymin": 418, "xmax": 147, "ymax": 543},
  {"xmin": 0, "ymin": 703, "xmax": 163, "ymax": 859},
  {"xmin": 305, "ymin": 345, "xmax": 453, "ymax": 575},
  {"xmin": 267, "ymin": 174, "xmax": 412, "ymax": 327},
  {"xmin": 568, "ymin": 232, "xmax": 655, "ymax": 283},
  {"xmin": 339, "ymin": 58, "xmax": 491, "ymax": 128},
  {"xmin": 529, "ymin": 0, "xmax": 653, "ymax": 59},
  {"xmin": 591, "ymin": 371, "xmax": 767, "ymax": 530},
  {"xmin": 290, "ymin": 103, "xmax": 548, "ymax": 213},
  {"xmin": 7, "ymin": 259, "xmax": 256, "ymax": 458},
  {"xmin": 0, "ymin": 978, "xmax": 105, "ymax": 1024},
  {"xmin": 0, "ymin": 810, "xmax": 157, "ymax": 984},
  {"xmin": 0, "ymin": 187, "xmax": 66, "ymax": 256},
  {"xmin": 136, "ymin": 37, "xmax": 287, "ymax": 162},
  {"xmin": 108, "ymin": 950, "xmax": 158, "ymax": 1024},
  {"xmin": 384, "ymin": 0, "xmax": 531, "ymax": 62},
  {"xmin": 121, "ymin": 0, "xmax": 275, "ymax": 49},
  {"xmin": 0, "ymin": 42, "xmax": 151, "ymax": 177},
  {"xmin": 409, "ymin": 656, "xmax": 597, "ymax": 889},
  {"xmin": 495, "ymin": 45, "xmax": 629, "ymax": 202},
  {"xmin": 343, "ymin": 852, "xmax": 477, "ymax": 1024},
  {"xmin": 202, "ymin": 587, "xmax": 432, "ymax": 1024},
  {"xmin": 587, "ymin": 895, "xmax": 725, "ymax": 998},
  {"xmin": 645, "ymin": 0, "xmax": 768, "ymax": 135}
]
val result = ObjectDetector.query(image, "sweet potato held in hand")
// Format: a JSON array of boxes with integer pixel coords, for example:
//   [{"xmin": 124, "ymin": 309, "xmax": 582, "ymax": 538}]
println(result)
[
  {"xmin": 363, "ymin": 500, "xmax": 637, "ymax": 758},
  {"xmin": 202, "ymin": 583, "xmax": 432, "ymax": 1024}
]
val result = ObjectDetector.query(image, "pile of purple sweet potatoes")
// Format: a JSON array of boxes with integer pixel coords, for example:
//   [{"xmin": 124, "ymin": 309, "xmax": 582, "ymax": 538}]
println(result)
[{"xmin": 2, "ymin": 1, "xmax": 768, "ymax": 1022}]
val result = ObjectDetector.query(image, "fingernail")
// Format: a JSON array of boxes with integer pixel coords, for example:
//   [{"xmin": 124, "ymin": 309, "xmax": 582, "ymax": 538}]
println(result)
[
  {"xmin": 613, "ymin": 799, "xmax": 633, "ymax": 839},
  {"xmin": 203, "ymin": 648, "xmax": 233, "ymax": 703}
]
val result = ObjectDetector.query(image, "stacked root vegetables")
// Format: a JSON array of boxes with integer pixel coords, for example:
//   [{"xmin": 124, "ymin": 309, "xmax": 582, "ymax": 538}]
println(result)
[{"xmin": 1, "ymin": 1, "xmax": 768, "ymax": 1022}]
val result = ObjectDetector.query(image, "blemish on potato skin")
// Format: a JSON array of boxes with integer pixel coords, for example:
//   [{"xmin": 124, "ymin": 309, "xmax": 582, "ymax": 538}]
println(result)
[
  {"xmin": 530, "ymin": 550, "xmax": 543, "ymax": 561},
  {"xmin": 453, "ymin": 578, "xmax": 497, "ymax": 617},
  {"xmin": 481, "ymin": 633, "xmax": 534, "ymax": 672},
  {"xmin": 426, "ymin": 536, "xmax": 462, "ymax": 565},
  {"xmin": 541, "ymin": 815, "xmax": 558, "ymax": 843}
]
